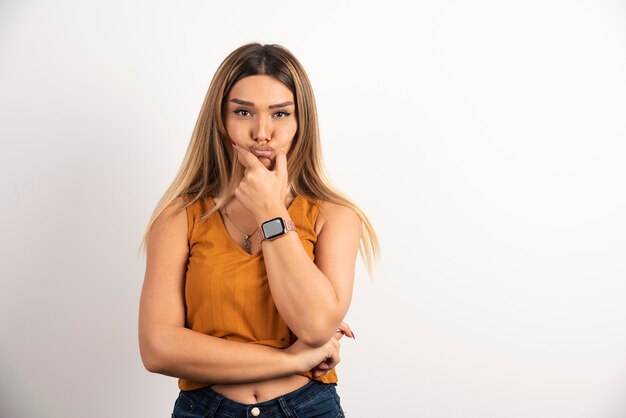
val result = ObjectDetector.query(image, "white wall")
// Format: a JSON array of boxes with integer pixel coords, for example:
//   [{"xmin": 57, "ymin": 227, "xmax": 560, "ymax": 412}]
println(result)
[{"xmin": 1, "ymin": 1, "xmax": 625, "ymax": 417}]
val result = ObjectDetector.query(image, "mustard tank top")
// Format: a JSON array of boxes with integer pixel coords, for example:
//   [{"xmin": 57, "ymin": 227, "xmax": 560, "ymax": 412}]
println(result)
[{"xmin": 179, "ymin": 194, "xmax": 338, "ymax": 390}]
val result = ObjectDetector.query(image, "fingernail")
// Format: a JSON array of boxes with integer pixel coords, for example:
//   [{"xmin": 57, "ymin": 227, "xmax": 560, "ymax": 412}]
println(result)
[
  {"xmin": 231, "ymin": 141, "xmax": 237, "ymax": 148},
  {"xmin": 352, "ymin": 331, "xmax": 356, "ymax": 340}
]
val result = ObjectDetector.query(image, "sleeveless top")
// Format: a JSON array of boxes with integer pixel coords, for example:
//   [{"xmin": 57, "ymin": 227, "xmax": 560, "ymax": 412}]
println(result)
[{"xmin": 179, "ymin": 194, "xmax": 339, "ymax": 390}]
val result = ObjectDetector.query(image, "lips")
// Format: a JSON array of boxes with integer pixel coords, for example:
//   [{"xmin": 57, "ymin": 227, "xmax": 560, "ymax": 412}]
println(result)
[{"xmin": 252, "ymin": 148, "xmax": 272, "ymax": 158}]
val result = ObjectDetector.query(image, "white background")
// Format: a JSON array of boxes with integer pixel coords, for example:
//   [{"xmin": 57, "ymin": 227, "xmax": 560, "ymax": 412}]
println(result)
[{"xmin": 1, "ymin": 1, "xmax": 625, "ymax": 417}]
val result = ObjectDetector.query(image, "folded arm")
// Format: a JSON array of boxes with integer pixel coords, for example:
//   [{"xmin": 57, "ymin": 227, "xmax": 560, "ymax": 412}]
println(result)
[
  {"xmin": 138, "ymin": 198, "xmax": 298, "ymax": 385},
  {"xmin": 259, "ymin": 201, "xmax": 362, "ymax": 347}
]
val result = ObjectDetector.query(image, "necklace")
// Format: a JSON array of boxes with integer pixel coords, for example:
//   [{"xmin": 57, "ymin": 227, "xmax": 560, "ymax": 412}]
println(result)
[{"xmin": 221, "ymin": 207, "xmax": 258, "ymax": 253}]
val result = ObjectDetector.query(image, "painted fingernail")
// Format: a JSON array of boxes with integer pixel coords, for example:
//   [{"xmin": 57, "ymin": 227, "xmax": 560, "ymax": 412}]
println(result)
[
  {"xmin": 352, "ymin": 331, "xmax": 356, "ymax": 340},
  {"xmin": 231, "ymin": 140, "xmax": 237, "ymax": 148}
]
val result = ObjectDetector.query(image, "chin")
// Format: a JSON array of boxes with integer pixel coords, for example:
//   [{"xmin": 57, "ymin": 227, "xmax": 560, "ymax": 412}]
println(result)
[{"xmin": 260, "ymin": 157, "xmax": 273, "ymax": 168}]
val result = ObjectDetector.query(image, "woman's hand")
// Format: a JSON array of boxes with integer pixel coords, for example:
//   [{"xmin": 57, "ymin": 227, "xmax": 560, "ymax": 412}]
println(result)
[
  {"xmin": 309, "ymin": 321, "xmax": 355, "ymax": 378},
  {"xmin": 233, "ymin": 145, "xmax": 289, "ymax": 223},
  {"xmin": 335, "ymin": 320, "xmax": 355, "ymax": 340},
  {"xmin": 285, "ymin": 321, "xmax": 355, "ymax": 379},
  {"xmin": 285, "ymin": 336, "xmax": 340, "ymax": 376}
]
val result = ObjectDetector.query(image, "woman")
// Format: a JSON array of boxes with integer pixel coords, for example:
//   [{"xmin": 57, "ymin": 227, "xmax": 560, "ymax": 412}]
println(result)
[{"xmin": 139, "ymin": 43, "xmax": 378, "ymax": 418}]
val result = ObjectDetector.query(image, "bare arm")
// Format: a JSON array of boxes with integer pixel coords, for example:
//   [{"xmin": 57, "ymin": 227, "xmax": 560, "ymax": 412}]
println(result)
[
  {"xmin": 258, "ymin": 201, "xmax": 361, "ymax": 347},
  {"xmin": 138, "ymin": 198, "xmax": 316, "ymax": 385},
  {"xmin": 233, "ymin": 147, "xmax": 362, "ymax": 347}
]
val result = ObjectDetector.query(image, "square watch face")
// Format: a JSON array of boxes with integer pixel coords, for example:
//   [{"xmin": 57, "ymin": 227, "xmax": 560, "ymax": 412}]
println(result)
[{"xmin": 262, "ymin": 218, "xmax": 285, "ymax": 239}]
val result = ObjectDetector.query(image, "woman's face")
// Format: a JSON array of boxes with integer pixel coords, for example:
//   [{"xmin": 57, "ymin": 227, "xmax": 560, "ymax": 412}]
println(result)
[{"xmin": 224, "ymin": 75, "xmax": 297, "ymax": 169}]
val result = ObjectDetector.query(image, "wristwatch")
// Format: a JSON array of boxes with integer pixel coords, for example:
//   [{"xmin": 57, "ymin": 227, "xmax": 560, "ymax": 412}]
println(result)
[{"xmin": 258, "ymin": 217, "xmax": 297, "ymax": 244}]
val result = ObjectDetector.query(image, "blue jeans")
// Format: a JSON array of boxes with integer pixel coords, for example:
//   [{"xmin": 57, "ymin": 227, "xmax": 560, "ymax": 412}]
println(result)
[{"xmin": 172, "ymin": 379, "xmax": 345, "ymax": 418}]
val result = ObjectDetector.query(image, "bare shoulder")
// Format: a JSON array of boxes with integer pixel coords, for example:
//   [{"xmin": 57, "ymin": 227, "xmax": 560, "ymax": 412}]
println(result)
[
  {"xmin": 140, "ymin": 196, "xmax": 189, "ymax": 349},
  {"xmin": 316, "ymin": 200, "xmax": 361, "ymax": 236},
  {"xmin": 151, "ymin": 196, "xmax": 187, "ymax": 233},
  {"xmin": 314, "ymin": 201, "xmax": 361, "ymax": 293},
  {"xmin": 142, "ymin": 195, "xmax": 189, "ymax": 308},
  {"xmin": 147, "ymin": 197, "xmax": 189, "ymax": 257}
]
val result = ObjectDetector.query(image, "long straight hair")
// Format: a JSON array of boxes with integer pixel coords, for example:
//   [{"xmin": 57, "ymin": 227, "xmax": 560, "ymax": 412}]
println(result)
[{"xmin": 139, "ymin": 43, "xmax": 379, "ymax": 274}]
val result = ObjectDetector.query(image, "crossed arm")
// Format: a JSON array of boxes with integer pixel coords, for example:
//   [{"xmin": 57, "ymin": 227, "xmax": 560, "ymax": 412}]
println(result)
[
  {"xmin": 258, "ymin": 200, "xmax": 361, "ymax": 346},
  {"xmin": 234, "ymin": 146, "xmax": 362, "ymax": 346},
  {"xmin": 138, "ymin": 200, "xmax": 298, "ymax": 384},
  {"xmin": 138, "ymin": 197, "xmax": 360, "ymax": 385}
]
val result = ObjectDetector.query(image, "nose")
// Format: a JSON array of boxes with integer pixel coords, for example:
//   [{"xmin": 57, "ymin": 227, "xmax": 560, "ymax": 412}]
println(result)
[{"xmin": 253, "ymin": 116, "xmax": 271, "ymax": 144}]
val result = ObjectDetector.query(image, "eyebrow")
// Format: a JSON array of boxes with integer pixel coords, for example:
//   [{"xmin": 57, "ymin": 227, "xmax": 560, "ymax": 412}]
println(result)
[{"xmin": 230, "ymin": 98, "xmax": 294, "ymax": 109}]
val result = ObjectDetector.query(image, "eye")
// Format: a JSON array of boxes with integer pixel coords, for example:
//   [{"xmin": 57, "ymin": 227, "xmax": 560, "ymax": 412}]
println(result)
[
  {"xmin": 274, "ymin": 111, "xmax": 291, "ymax": 118},
  {"xmin": 234, "ymin": 109, "xmax": 251, "ymax": 117}
]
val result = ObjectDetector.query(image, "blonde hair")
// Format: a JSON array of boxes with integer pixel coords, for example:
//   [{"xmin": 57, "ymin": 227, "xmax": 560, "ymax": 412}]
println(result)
[{"xmin": 139, "ymin": 43, "xmax": 379, "ymax": 274}]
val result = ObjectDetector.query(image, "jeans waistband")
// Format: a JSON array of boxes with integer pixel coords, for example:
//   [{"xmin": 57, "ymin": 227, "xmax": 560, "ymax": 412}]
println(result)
[{"xmin": 179, "ymin": 379, "xmax": 336, "ymax": 417}]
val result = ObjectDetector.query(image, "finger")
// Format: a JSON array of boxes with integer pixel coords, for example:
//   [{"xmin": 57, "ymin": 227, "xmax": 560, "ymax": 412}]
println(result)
[
  {"xmin": 337, "ymin": 322, "xmax": 355, "ymax": 339},
  {"xmin": 312, "ymin": 366, "xmax": 331, "ymax": 378},
  {"xmin": 235, "ymin": 144, "xmax": 266, "ymax": 170},
  {"xmin": 273, "ymin": 148, "xmax": 288, "ymax": 176},
  {"xmin": 325, "ymin": 354, "xmax": 339, "ymax": 370},
  {"xmin": 325, "ymin": 348, "xmax": 340, "ymax": 370},
  {"xmin": 316, "ymin": 362, "xmax": 330, "ymax": 371},
  {"xmin": 334, "ymin": 330, "xmax": 344, "ymax": 340}
]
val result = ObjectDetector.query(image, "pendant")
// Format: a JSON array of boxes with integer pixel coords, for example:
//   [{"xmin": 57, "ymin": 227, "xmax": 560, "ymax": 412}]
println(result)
[{"xmin": 242, "ymin": 235, "xmax": 251, "ymax": 253}]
